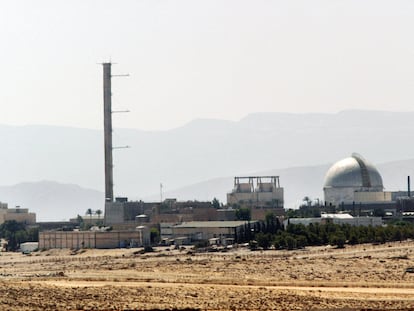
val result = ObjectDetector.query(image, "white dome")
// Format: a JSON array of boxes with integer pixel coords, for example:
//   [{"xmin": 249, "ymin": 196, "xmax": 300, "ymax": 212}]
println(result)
[{"xmin": 324, "ymin": 153, "xmax": 383, "ymax": 190}]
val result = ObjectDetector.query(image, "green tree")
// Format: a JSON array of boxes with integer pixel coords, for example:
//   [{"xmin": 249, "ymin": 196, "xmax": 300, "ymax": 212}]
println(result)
[
  {"xmin": 303, "ymin": 196, "xmax": 312, "ymax": 207},
  {"xmin": 86, "ymin": 208, "xmax": 93, "ymax": 225},
  {"xmin": 285, "ymin": 235, "xmax": 297, "ymax": 250},
  {"xmin": 212, "ymin": 198, "xmax": 221, "ymax": 209},
  {"xmin": 76, "ymin": 214, "xmax": 84, "ymax": 227},
  {"xmin": 329, "ymin": 232, "xmax": 346, "ymax": 248},
  {"xmin": 373, "ymin": 208, "xmax": 385, "ymax": 217},
  {"xmin": 95, "ymin": 209, "xmax": 103, "ymax": 225},
  {"xmin": 265, "ymin": 212, "xmax": 278, "ymax": 234},
  {"xmin": 150, "ymin": 227, "xmax": 160, "ymax": 244},
  {"xmin": 236, "ymin": 207, "xmax": 251, "ymax": 221},
  {"xmin": 0, "ymin": 220, "xmax": 30, "ymax": 251},
  {"xmin": 256, "ymin": 232, "xmax": 272, "ymax": 250}
]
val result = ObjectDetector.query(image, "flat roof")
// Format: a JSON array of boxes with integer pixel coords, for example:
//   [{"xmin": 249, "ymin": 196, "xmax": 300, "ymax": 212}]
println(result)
[
  {"xmin": 173, "ymin": 221, "xmax": 253, "ymax": 228},
  {"xmin": 321, "ymin": 213, "xmax": 353, "ymax": 219}
]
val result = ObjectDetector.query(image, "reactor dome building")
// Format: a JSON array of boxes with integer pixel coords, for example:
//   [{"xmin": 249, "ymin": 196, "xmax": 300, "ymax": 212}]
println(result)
[{"xmin": 323, "ymin": 153, "xmax": 391, "ymax": 206}]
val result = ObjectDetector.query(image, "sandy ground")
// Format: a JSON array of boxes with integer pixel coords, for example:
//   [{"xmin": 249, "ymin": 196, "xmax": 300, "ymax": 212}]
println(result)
[{"xmin": 1, "ymin": 241, "xmax": 414, "ymax": 310}]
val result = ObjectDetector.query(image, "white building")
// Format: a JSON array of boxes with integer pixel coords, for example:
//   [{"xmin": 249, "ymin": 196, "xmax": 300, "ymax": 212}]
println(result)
[
  {"xmin": 323, "ymin": 153, "xmax": 392, "ymax": 207},
  {"xmin": 227, "ymin": 176, "xmax": 284, "ymax": 208},
  {"xmin": 285, "ymin": 213, "xmax": 383, "ymax": 227}
]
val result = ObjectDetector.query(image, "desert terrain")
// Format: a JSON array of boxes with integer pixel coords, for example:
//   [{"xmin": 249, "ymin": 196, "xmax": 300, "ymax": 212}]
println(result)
[{"xmin": 1, "ymin": 241, "xmax": 414, "ymax": 310}]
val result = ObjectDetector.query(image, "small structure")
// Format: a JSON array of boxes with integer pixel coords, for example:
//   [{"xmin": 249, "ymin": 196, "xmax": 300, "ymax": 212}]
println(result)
[
  {"xmin": 165, "ymin": 221, "xmax": 256, "ymax": 245},
  {"xmin": 20, "ymin": 242, "xmax": 39, "ymax": 254}
]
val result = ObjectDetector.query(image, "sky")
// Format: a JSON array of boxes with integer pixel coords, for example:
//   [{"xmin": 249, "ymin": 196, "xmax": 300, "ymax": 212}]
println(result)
[{"xmin": 1, "ymin": 1, "xmax": 414, "ymax": 131}]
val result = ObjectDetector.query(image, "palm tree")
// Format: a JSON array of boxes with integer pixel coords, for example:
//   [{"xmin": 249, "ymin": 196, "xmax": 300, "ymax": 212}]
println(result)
[
  {"xmin": 95, "ymin": 209, "xmax": 102, "ymax": 225},
  {"xmin": 303, "ymin": 196, "xmax": 312, "ymax": 207},
  {"xmin": 86, "ymin": 208, "xmax": 93, "ymax": 225}
]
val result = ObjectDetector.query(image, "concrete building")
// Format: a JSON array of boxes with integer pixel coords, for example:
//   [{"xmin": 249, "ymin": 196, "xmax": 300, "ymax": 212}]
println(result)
[
  {"xmin": 162, "ymin": 221, "xmax": 255, "ymax": 245},
  {"xmin": 285, "ymin": 213, "xmax": 383, "ymax": 227},
  {"xmin": 323, "ymin": 154, "xmax": 392, "ymax": 207},
  {"xmin": 39, "ymin": 227, "xmax": 150, "ymax": 249},
  {"xmin": 227, "ymin": 176, "xmax": 284, "ymax": 207},
  {"xmin": 0, "ymin": 203, "xmax": 36, "ymax": 225},
  {"xmin": 227, "ymin": 176, "xmax": 285, "ymax": 219},
  {"xmin": 216, "ymin": 208, "xmax": 237, "ymax": 221},
  {"xmin": 105, "ymin": 198, "xmax": 217, "ymax": 229}
]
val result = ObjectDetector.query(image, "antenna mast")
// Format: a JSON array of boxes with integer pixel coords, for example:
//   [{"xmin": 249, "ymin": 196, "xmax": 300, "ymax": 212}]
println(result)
[
  {"xmin": 102, "ymin": 62, "xmax": 129, "ymax": 202},
  {"xmin": 103, "ymin": 63, "xmax": 113, "ymax": 202}
]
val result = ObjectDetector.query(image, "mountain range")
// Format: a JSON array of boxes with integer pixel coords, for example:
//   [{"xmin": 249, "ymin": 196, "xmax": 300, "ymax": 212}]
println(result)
[{"xmin": 1, "ymin": 110, "xmax": 414, "ymax": 220}]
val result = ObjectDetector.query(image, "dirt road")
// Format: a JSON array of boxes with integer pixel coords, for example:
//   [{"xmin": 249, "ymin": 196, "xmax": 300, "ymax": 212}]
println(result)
[{"xmin": 0, "ymin": 241, "xmax": 414, "ymax": 310}]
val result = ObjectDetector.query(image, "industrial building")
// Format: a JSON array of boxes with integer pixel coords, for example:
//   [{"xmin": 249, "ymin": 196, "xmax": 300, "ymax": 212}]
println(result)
[
  {"xmin": 39, "ymin": 226, "xmax": 150, "ymax": 249},
  {"xmin": 161, "ymin": 221, "xmax": 256, "ymax": 245},
  {"xmin": 0, "ymin": 202, "xmax": 36, "ymax": 225},
  {"xmin": 227, "ymin": 176, "xmax": 284, "ymax": 219},
  {"xmin": 319, "ymin": 153, "xmax": 414, "ymax": 218},
  {"xmin": 284, "ymin": 213, "xmax": 383, "ymax": 227},
  {"xmin": 104, "ymin": 198, "xmax": 217, "ymax": 229},
  {"xmin": 323, "ymin": 154, "xmax": 393, "ymax": 208}
]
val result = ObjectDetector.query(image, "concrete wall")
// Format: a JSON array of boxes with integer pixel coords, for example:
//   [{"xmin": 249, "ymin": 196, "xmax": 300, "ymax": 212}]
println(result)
[
  {"xmin": 217, "ymin": 209, "xmax": 237, "ymax": 221},
  {"xmin": 39, "ymin": 229, "xmax": 150, "ymax": 249},
  {"xmin": 324, "ymin": 187, "xmax": 356, "ymax": 206},
  {"xmin": 325, "ymin": 187, "xmax": 393, "ymax": 207},
  {"xmin": 332, "ymin": 217, "xmax": 383, "ymax": 226},
  {"xmin": 3, "ymin": 212, "xmax": 36, "ymax": 224},
  {"xmin": 354, "ymin": 191, "xmax": 392, "ymax": 203},
  {"xmin": 171, "ymin": 226, "xmax": 237, "ymax": 242},
  {"xmin": 251, "ymin": 207, "xmax": 285, "ymax": 220},
  {"xmin": 104, "ymin": 202, "xmax": 124, "ymax": 224},
  {"xmin": 257, "ymin": 188, "xmax": 284, "ymax": 206},
  {"xmin": 284, "ymin": 216, "xmax": 382, "ymax": 227}
]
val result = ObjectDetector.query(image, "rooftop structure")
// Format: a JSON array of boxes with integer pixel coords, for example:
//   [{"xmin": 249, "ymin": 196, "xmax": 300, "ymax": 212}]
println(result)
[
  {"xmin": 231, "ymin": 176, "xmax": 281, "ymax": 193},
  {"xmin": 227, "ymin": 176, "xmax": 284, "ymax": 218}
]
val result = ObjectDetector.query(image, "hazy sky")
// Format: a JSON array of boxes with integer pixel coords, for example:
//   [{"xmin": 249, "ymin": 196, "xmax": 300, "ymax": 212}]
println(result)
[{"xmin": 1, "ymin": 1, "xmax": 414, "ymax": 130}]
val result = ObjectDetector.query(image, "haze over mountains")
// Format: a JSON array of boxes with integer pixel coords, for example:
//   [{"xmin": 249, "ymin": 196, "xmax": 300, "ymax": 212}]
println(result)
[{"xmin": 1, "ymin": 110, "xmax": 414, "ymax": 221}]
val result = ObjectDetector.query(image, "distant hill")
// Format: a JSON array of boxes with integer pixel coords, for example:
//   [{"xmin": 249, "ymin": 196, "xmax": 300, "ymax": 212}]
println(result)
[
  {"xmin": 2, "ymin": 110, "xmax": 414, "ymax": 198},
  {"xmin": 1, "ymin": 110, "xmax": 414, "ymax": 220},
  {"xmin": 1, "ymin": 158, "xmax": 414, "ymax": 221}
]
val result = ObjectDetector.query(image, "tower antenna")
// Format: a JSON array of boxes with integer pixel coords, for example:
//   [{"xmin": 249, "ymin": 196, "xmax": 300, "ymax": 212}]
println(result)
[{"xmin": 101, "ymin": 62, "xmax": 129, "ymax": 202}]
